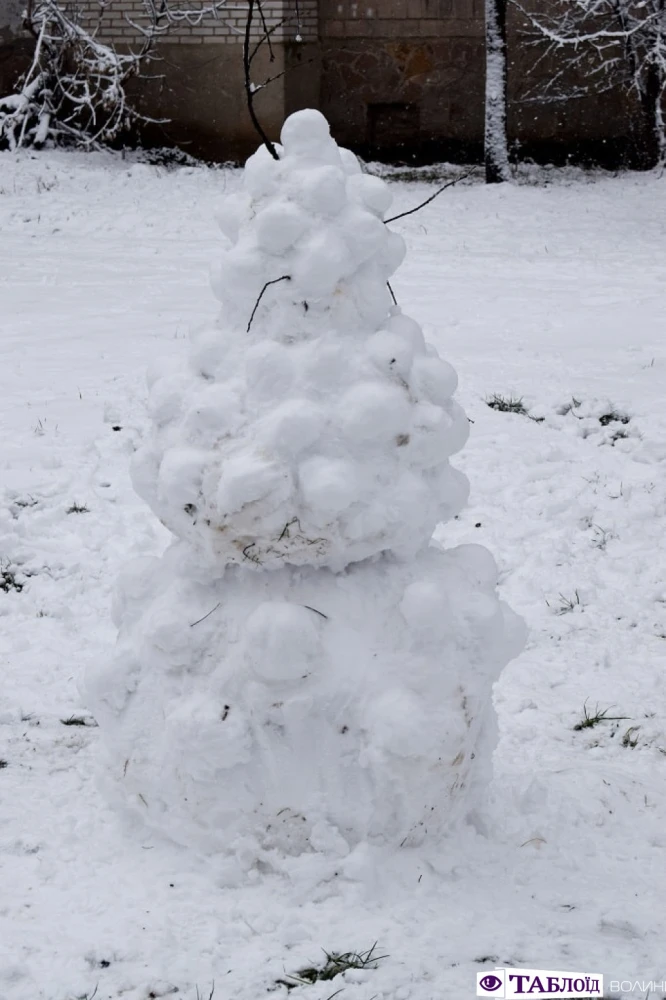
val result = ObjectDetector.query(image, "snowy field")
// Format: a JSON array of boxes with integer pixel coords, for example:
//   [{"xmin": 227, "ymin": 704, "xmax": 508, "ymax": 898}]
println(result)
[{"xmin": 1, "ymin": 151, "xmax": 666, "ymax": 1000}]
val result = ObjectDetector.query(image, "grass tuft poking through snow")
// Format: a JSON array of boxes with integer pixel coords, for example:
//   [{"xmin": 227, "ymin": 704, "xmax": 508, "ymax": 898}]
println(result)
[
  {"xmin": 548, "ymin": 591, "xmax": 582, "ymax": 615},
  {"xmin": 485, "ymin": 394, "xmax": 528, "ymax": 415},
  {"xmin": 573, "ymin": 702, "xmax": 630, "ymax": 731},
  {"xmin": 622, "ymin": 726, "xmax": 641, "ymax": 748},
  {"xmin": 194, "ymin": 984, "xmax": 214, "ymax": 1000},
  {"xmin": 276, "ymin": 943, "xmax": 388, "ymax": 990}
]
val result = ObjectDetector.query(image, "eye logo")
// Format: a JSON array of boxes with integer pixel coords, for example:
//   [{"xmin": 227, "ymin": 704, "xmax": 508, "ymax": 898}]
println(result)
[{"xmin": 476, "ymin": 968, "xmax": 505, "ymax": 996}]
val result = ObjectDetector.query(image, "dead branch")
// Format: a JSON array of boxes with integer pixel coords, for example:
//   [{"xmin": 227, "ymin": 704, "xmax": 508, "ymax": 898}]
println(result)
[
  {"xmin": 385, "ymin": 169, "xmax": 476, "ymax": 223},
  {"xmin": 247, "ymin": 275, "xmax": 291, "ymax": 332}
]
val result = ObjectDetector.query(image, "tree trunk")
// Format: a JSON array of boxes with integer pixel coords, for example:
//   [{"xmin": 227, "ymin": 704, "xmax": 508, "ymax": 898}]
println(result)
[
  {"xmin": 639, "ymin": 61, "xmax": 664, "ymax": 167},
  {"xmin": 484, "ymin": 0, "xmax": 510, "ymax": 183}
]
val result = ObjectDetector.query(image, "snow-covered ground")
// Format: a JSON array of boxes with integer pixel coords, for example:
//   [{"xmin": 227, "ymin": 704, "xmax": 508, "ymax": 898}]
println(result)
[{"xmin": 1, "ymin": 151, "xmax": 665, "ymax": 1000}]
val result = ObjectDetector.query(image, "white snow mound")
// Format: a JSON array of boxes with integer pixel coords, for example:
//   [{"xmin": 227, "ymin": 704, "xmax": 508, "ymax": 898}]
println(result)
[
  {"xmin": 132, "ymin": 108, "xmax": 470, "ymax": 571},
  {"xmin": 86, "ymin": 109, "xmax": 524, "ymax": 864},
  {"xmin": 88, "ymin": 540, "xmax": 524, "ymax": 858}
]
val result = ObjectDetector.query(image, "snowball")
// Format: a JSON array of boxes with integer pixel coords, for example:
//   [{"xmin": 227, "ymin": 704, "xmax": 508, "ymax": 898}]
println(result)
[
  {"xmin": 435, "ymin": 465, "xmax": 470, "ymax": 520},
  {"xmin": 347, "ymin": 173, "xmax": 392, "ymax": 217},
  {"xmin": 244, "ymin": 342, "xmax": 295, "ymax": 401},
  {"xmin": 165, "ymin": 695, "xmax": 252, "ymax": 777},
  {"xmin": 243, "ymin": 144, "xmax": 282, "ymax": 199},
  {"xmin": 447, "ymin": 543, "xmax": 498, "ymax": 590},
  {"xmin": 292, "ymin": 165, "xmax": 347, "ymax": 217},
  {"xmin": 158, "ymin": 448, "xmax": 207, "ymax": 508},
  {"xmin": 339, "ymin": 207, "xmax": 387, "ymax": 266},
  {"xmin": 148, "ymin": 373, "xmax": 191, "ymax": 427},
  {"xmin": 366, "ymin": 329, "xmax": 414, "ymax": 379},
  {"xmin": 254, "ymin": 200, "xmax": 309, "ymax": 254},
  {"xmin": 364, "ymin": 689, "xmax": 434, "ymax": 758},
  {"xmin": 304, "ymin": 340, "xmax": 349, "ymax": 393},
  {"xmin": 280, "ymin": 109, "xmax": 331, "ymax": 156},
  {"xmin": 182, "ymin": 382, "xmax": 240, "ymax": 438},
  {"xmin": 291, "ymin": 231, "xmax": 349, "ymax": 298},
  {"xmin": 217, "ymin": 453, "xmax": 288, "ymax": 514},
  {"xmin": 400, "ymin": 578, "xmax": 449, "ymax": 634},
  {"xmin": 243, "ymin": 602, "xmax": 322, "ymax": 683},
  {"xmin": 410, "ymin": 355, "xmax": 458, "ymax": 405},
  {"xmin": 442, "ymin": 399, "xmax": 471, "ymax": 456},
  {"xmin": 189, "ymin": 328, "xmax": 229, "ymax": 380},
  {"xmin": 337, "ymin": 382, "xmax": 411, "ymax": 443},
  {"xmin": 258, "ymin": 398, "xmax": 326, "ymax": 457},
  {"xmin": 298, "ymin": 456, "xmax": 359, "ymax": 514},
  {"xmin": 387, "ymin": 311, "xmax": 427, "ymax": 354},
  {"xmin": 339, "ymin": 147, "xmax": 362, "ymax": 175},
  {"xmin": 215, "ymin": 193, "xmax": 250, "ymax": 244}
]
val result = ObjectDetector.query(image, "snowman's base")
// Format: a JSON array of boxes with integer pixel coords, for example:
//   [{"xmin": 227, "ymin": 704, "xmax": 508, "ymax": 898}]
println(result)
[{"xmin": 85, "ymin": 540, "xmax": 523, "ymax": 859}]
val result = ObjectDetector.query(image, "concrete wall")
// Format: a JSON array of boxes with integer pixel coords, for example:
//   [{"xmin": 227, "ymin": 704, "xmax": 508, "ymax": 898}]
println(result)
[
  {"xmin": 319, "ymin": 0, "xmax": 484, "ymax": 158},
  {"xmin": 128, "ymin": 44, "xmax": 288, "ymax": 160},
  {"xmin": 0, "ymin": 0, "xmax": 29, "ymax": 99},
  {"xmin": 318, "ymin": 0, "xmax": 644, "ymax": 164},
  {"xmin": 0, "ymin": 0, "xmax": 23, "ymax": 38}
]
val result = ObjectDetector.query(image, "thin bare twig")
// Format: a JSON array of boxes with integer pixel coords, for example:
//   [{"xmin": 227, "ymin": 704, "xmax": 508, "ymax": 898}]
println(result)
[
  {"xmin": 303, "ymin": 605, "xmax": 329, "ymax": 619},
  {"xmin": 385, "ymin": 168, "xmax": 476, "ymax": 223},
  {"xmin": 243, "ymin": 0, "xmax": 279, "ymax": 159},
  {"xmin": 189, "ymin": 602, "xmax": 221, "ymax": 627},
  {"xmin": 247, "ymin": 275, "xmax": 291, "ymax": 332}
]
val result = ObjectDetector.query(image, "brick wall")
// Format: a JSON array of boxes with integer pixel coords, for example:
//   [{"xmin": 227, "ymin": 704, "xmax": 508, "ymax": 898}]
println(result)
[{"xmin": 79, "ymin": 0, "xmax": 317, "ymax": 47}]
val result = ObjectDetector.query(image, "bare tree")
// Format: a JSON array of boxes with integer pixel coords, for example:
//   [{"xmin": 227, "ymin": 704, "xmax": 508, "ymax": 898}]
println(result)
[
  {"xmin": 515, "ymin": 0, "xmax": 666, "ymax": 166},
  {"xmin": 0, "ymin": 0, "xmax": 231, "ymax": 150},
  {"xmin": 485, "ymin": 0, "xmax": 511, "ymax": 182}
]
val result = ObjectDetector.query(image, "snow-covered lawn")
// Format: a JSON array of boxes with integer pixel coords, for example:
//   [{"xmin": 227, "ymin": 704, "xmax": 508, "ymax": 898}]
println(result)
[{"xmin": 1, "ymin": 152, "xmax": 665, "ymax": 1000}]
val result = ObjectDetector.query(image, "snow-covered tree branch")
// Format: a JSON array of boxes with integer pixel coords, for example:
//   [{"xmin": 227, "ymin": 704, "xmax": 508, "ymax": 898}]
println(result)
[
  {"xmin": 514, "ymin": 0, "xmax": 666, "ymax": 165},
  {"xmin": 0, "ymin": 0, "xmax": 232, "ymax": 150}
]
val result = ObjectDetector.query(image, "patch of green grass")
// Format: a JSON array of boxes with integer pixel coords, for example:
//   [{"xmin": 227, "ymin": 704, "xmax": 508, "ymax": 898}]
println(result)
[
  {"xmin": 486, "ymin": 394, "xmax": 528, "ymax": 415},
  {"xmin": 277, "ymin": 943, "xmax": 387, "ymax": 990},
  {"xmin": 547, "ymin": 590, "xmax": 582, "ymax": 615},
  {"xmin": 573, "ymin": 701, "xmax": 629, "ymax": 732},
  {"xmin": 622, "ymin": 726, "xmax": 640, "ymax": 748}
]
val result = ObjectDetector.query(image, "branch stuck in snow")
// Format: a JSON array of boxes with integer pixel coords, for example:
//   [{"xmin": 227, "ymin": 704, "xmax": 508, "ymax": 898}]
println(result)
[
  {"xmin": 385, "ymin": 169, "xmax": 476, "ymax": 223},
  {"xmin": 247, "ymin": 275, "xmax": 291, "ymax": 332}
]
